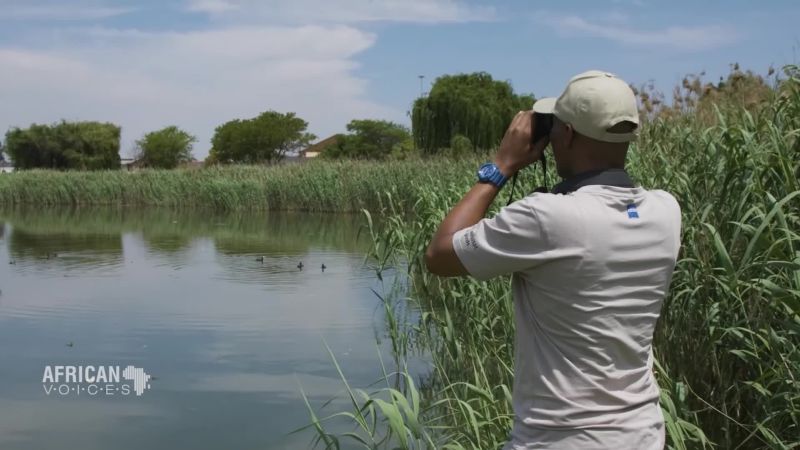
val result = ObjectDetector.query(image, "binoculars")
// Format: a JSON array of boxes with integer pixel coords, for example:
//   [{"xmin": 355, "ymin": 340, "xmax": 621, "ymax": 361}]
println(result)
[
  {"xmin": 531, "ymin": 112, "xmax": 553, "ymax": 193},
  {"xmin": 532, "ymin": 112, "xmax": 554, "ymax": 145},
  {"xmin": 505, "ymin": 111, "xmax": 553, "ymax": 204}
]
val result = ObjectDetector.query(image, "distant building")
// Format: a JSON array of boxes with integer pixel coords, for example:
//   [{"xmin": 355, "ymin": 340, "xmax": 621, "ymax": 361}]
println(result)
[
  {"xmin": 120, "ymin": 157, "xmax": 142, "ymax": 171},
  {"xmin": 0, "ymin": 160, "xmax": 14, "ymax": 173},
  {"xmin": 300, "ymin": 135, "xmax": 340, "ymax": 159}
]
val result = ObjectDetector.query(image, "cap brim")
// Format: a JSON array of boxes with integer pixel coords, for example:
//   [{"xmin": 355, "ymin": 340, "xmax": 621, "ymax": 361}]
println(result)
[{"xmin": 532, "ymin": 97, "xmax": 556, "ymax": 114}]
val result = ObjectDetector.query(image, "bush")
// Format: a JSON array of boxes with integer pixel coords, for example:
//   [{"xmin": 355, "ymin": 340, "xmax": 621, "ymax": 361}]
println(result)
[
  {"xmin": 324, "ymin": 120, "xmax": 413, "ymax": 160},
  {"xmin": 135, "ymin": 126, "xmax": 196, "ymax": 169},
  {"xmin": 209, "ymin": 111, "xmax": 315, "ymax": 164},
  {"xmin": 449, "ymin": 134, "xmax": 474, "ymax": 156}
]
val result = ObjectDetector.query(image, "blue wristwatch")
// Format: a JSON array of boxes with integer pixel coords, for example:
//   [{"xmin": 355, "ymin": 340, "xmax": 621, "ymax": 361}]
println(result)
[{"xmin": 477, "ymin": 162, "xmax": 508, "ymax": 188}]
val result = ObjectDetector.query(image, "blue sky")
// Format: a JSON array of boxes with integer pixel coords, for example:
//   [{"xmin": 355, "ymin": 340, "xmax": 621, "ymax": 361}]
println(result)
[{"xmin": 1, "ymin": 0, "xmax": 798, "ymax": 158}]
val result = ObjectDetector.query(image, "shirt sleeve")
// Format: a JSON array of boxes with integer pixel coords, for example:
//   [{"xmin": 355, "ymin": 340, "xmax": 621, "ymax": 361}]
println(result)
[{"xmin": 452, "ymin": 197, "xmax": 555, "ymax": 281}]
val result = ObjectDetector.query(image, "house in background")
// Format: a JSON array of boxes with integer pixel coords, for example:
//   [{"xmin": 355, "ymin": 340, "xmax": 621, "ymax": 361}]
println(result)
[
  {"xmin": 0, "ymin": 160, "xmax": 14, "ymax": 173},
  {"xmin": 300, "ymin": 135, "xmax": 340, "ymax": 159},
  {"xmin": 120, "ymin": 157, "xmax": 141, "ymax": 171}
]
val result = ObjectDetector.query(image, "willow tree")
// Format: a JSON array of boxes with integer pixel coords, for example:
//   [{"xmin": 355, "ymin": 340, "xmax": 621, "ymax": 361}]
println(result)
[
  {"xmin": 411, "ymin": 72, "xmax": 535, "ymax": 154},
  {"xmin": 5, "ymin": 121, "xmax": 121, "ymax": 170}
]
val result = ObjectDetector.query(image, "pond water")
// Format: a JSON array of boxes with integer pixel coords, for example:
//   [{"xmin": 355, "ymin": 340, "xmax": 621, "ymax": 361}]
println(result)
[{"xmin": 0, "ymin": 207, "xmax": 403, "ymax": 450}]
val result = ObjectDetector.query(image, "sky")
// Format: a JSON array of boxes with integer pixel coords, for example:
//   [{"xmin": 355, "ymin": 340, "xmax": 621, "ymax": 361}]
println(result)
[{"xmin": 1, "ymin": 0, "xmax": 798, "ymax": 159}]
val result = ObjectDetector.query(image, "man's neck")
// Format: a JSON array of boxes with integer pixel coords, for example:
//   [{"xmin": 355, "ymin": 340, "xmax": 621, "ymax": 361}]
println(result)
[{"xmin": 565, "ymin": 163, "xmax": 625, "ymax": 179}]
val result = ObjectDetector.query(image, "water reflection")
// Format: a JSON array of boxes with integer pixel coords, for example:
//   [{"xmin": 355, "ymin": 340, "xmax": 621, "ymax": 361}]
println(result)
[
  {"xmin": 0, "ymin": 206, "xmax": 390, "ymax": 450},
  {"xmin": 1, "ymin": 206, "xmax": 365, "ymax": 252},
  {"xmin": 7, "ymin": 229, "xmax": 124, "ymax": 275}
]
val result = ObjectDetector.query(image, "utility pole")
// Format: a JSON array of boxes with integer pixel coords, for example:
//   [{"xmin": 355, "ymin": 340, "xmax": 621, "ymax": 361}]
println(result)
[{"xmin": 418, "ymin": 75, "xmax": 425, "ymax": 98}]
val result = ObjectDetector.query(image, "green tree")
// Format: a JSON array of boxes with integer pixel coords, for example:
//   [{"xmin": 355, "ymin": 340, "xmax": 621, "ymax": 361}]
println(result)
[
  {"xmin": 411, "ymin": 72, "xmax": 535, "ymax": 154},
  {"xmin": 5, "ymin": 121, "xmax": 120, "ymax": 170},
  {"xmin": 325, "ymin": 120, "xmax": 413, "ymax": 160},
  {"xmin": 209, "ymin": 111, "xmax": 315, "ymax": 164},
  {"xmin": 135, "ymin": 126, "xmax": 196, "ymax": 169}
]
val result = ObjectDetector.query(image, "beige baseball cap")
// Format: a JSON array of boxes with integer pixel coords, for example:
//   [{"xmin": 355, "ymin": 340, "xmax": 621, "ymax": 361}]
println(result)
[{"xmin": 533, "ymin": 70, "xmax": 639, "ymax": 143}]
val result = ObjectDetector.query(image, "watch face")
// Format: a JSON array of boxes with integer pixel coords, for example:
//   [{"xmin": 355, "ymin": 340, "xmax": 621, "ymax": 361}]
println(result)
[{"xmin": 478, "ymin": 163, "xmax": 495, "ymax": 178}]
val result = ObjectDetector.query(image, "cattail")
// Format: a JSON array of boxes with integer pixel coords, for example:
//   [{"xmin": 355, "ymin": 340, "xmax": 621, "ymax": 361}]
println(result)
[{"xmin": 691, "ymin": 78, "xmax": 702, "ymax": 95}]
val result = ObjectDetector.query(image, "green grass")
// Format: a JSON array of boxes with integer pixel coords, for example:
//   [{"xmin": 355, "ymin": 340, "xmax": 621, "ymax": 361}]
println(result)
[{"xmin": 300, "ymin": 69, "xmax": 800, "ymax": 449}]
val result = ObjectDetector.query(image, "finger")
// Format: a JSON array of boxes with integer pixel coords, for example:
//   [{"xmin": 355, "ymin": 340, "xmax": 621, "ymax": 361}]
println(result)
[
  {"xmin": 514, "ymin": 111, "xmax": 533, "ymax": 133},
  {"xmin": 504, "ymin": 112, "xmax": 527, "ymax": 136},
  {"xmin": 523, "ymin": 144, "xmax": 546, "ymax": 166},
  {"xmin": 509, "ymin": 112, "xmax": 525, "ymax": 129}
]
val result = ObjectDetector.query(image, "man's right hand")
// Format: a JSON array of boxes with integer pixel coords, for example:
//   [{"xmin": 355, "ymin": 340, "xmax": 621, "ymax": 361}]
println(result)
[{"xmin": 494, "ymin": 111, "xmax": 550, "ymax": 177}]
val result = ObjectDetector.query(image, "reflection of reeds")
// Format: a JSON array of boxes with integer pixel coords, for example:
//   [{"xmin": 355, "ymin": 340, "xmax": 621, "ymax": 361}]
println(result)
[
  {"xmin": 0, "ymin": 206, "xmax": 369, "ymax": 258},
  {"xmin": 306, "ymin": 66, "xmax": 800, "ymax": 449}
]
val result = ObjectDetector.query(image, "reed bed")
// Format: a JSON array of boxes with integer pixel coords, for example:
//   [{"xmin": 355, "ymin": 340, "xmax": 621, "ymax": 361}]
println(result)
[{"xmin": 0, "ymin": 159, "xmax": 479, "ymax": 212}]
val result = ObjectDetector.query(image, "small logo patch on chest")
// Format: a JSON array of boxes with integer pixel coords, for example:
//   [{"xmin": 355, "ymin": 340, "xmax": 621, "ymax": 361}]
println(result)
[{"xmin": 627, "ymin": 204, "xmax": 639, "ymax": 219}]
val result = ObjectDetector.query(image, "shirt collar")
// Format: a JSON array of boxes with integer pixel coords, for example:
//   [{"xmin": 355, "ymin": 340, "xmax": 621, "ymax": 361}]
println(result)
[{"xmin": 551, "ymin": 168, "xmax": 635, "ymax": 195}]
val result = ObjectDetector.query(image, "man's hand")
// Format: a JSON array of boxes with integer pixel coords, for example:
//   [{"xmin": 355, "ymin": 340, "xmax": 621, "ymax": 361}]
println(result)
[
  {"xmin": 425, "ymin": 111, "xmax": 550, "ymax": 277},
  {"xmin": 494, "ymin": 111, "xmax": 550, "ymax": 177}
]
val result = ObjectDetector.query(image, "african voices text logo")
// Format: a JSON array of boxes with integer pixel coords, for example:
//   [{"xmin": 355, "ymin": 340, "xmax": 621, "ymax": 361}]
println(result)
[{"xmin": 42, "ymin": 365, "xmax": 152, "ymax": 397}]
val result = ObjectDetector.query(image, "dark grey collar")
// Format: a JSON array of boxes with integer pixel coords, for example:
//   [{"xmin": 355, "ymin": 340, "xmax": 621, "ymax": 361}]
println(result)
[{"xmin": 551, "ymin": 168, "xmax": 635, "ymax": 195}]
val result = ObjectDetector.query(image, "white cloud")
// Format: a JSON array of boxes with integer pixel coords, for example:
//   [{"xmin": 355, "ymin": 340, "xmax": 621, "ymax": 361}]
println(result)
[
  {"xmin": 184, "ymin": 0, "xmax": 495, "ymax": 24},
  {"xmin": 543, "ymin": 15, "xmax": 739, "ymax": 51},
  {"xmin": 0, "ymin": 25, "xmax": 400, "ymax": 158},
  {"xmin": 0, "ymin": 0, "xmax": 493, "ymax": 159},
  {"xmin": 0, "ymin": 1, "xmax": 135, "ymax": 20}
]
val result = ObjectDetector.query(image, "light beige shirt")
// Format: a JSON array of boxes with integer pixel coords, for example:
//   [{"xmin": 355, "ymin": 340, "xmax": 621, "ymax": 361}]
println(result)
[{"xmin": 453, "ymin": 185, "xmax": 681, "ymax": 449}]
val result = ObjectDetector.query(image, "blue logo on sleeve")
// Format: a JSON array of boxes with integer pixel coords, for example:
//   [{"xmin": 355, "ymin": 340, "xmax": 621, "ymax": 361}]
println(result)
[{"xmin": 627, "ymin": 204, "xmax": 639, "ymax": 219}]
